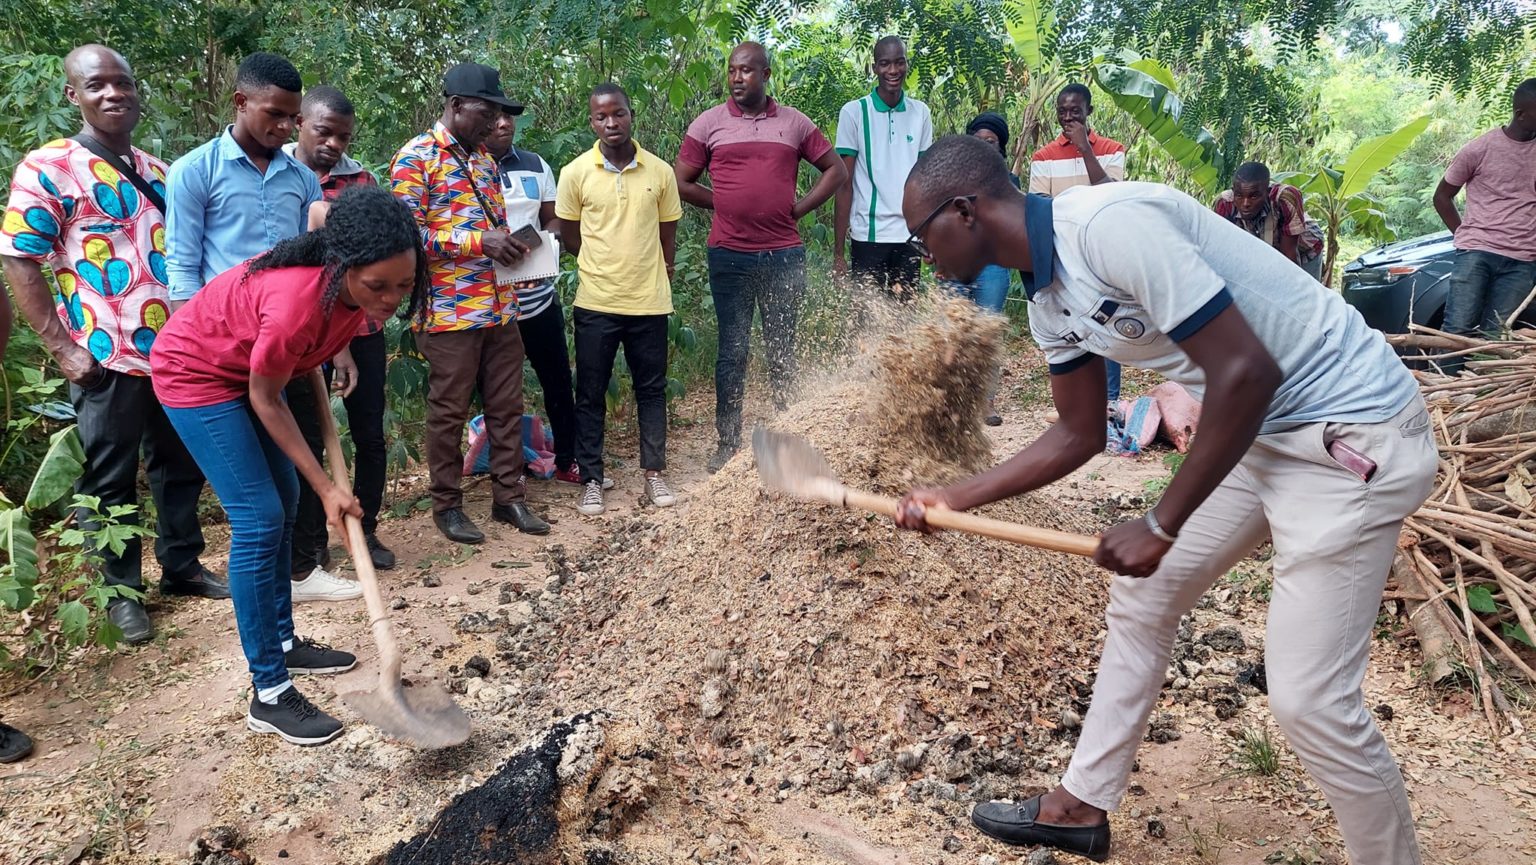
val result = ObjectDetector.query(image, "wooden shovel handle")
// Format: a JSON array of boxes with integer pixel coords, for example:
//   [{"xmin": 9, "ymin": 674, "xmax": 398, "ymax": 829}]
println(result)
[
  {"xmin": 841, "ymin": 487, "xmax": 1100, "ymax": 558},
  {"xmin": 310, "ymin": 370, "xmax": 402, "ymax": 685}
]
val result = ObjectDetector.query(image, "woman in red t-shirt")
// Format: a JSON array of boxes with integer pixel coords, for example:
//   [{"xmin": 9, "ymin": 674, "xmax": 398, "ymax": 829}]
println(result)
[{"xmin": 152, "ymin": 185, "xmax": 423, "ymax": 746}]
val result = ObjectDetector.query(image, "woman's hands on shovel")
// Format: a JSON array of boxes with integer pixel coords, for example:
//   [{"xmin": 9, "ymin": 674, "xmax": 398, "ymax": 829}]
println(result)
[{"xmin": 321, "ymin": 482, "xmax": 363, "ymax": 532}]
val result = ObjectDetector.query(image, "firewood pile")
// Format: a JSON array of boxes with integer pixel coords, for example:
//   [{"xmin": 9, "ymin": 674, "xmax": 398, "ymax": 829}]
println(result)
[{"xmin": 1386, "ymin": 327, "xmax": 1536, "ymax": 734}]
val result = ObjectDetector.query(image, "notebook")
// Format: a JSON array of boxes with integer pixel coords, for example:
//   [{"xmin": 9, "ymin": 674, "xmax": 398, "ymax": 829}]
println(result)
[{"xmin": 493, "ymin": 231, "xmax": 560, "ymax": 285}]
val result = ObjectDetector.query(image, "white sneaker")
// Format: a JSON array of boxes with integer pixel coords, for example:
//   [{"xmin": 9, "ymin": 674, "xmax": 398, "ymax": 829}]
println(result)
[
  {"xmin": 578, "ymin": 480, "xmax": 605, "ymax": 516},
  {"xmin": 645, "ymin": 474, "xmax": 676, "ymax": 508},
  {"xmin": 290, "ymin": 567, "xmax": 363, "ymax": 602}
]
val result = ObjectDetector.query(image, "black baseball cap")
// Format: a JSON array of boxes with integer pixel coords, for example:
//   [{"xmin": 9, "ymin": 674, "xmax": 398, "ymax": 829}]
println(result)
[{"xmin": 442, "ymin": 62, "xmax": 524, "ymax": 115}]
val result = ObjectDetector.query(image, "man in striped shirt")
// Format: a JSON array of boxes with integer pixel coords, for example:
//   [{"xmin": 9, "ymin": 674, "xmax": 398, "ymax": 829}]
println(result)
[
  {"xmin": 1028, "ymin": 83, "xmax": 1126, "ymax": 195},
  {"xmin": 1030, "ymin": 82, "xmax": 1127, "ymax": 403}
]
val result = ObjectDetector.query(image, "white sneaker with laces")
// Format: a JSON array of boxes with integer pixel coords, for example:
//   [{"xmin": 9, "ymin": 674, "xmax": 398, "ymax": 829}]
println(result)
[
  {"xmin": 290, "ymin": 567, "xmax": 363, "ymax": 603},
  {"xmin": 645, "ymin": 474, "xmax": 676, "ymax": 508},
  {"xmin": 578, "ymin": 480, "xmax": 605, "ymax": 516}
]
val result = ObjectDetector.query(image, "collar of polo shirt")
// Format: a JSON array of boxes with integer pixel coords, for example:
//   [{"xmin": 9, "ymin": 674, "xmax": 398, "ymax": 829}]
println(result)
[
  {"xmin": 1021, "ymin": 193, "xmax": 1055, "ymax": 299},
  {"xmin": 868, "ymin": 88, "xmax": 907, "ymax": 113}
]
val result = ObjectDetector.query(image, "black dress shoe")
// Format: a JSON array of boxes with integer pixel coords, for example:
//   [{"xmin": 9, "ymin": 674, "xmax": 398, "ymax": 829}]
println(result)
[
  {"xmin": 365, "ymin": 534, "xmax": 397, "ymax": 570},
  {"xmin": 433, "ymin": 508, "xmax": 485, "ymax": 545},
  {"xmin": 161, "ymin": 565, "xmax": 232, "ymax": 600},
  {"xmin": 108, "ymin": 599, "xmax": 153, "ymax": 645},
  {"xmin": 491, "ymin": 502, "xmax": 550, "ymax": 535},
  {"xmin": 971, "ymin": 796, "xmax": 1111, "ymax": 862},
  {"xmin": 0, "ymin": 722, "xmax": 33, "ymax": 763}
]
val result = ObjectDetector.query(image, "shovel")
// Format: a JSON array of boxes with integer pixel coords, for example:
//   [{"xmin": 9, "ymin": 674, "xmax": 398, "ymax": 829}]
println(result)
[
  {"xmin": 311, "ymin": 371, "xmax": 471, "ymax": 748},
  {"xmin": 751, "ymin": 427, "xmax": 1100, "ymax": 558}
]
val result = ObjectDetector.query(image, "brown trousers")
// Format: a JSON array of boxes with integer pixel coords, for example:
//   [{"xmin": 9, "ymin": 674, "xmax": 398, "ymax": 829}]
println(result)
[{"xmin": 418, "ymin": 324, "xmax": 526, "ymax": 512}]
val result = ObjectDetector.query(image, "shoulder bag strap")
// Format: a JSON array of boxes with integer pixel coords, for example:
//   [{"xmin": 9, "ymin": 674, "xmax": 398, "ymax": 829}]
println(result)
[{"xmin": 71, "ymin": 133, "xmax": 166, "ymax": 216}]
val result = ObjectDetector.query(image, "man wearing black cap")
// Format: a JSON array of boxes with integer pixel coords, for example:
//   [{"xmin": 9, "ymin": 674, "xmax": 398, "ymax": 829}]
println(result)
[{"xmin": 389, "ymin": 62, "xmax": 550, "ymax": 545}]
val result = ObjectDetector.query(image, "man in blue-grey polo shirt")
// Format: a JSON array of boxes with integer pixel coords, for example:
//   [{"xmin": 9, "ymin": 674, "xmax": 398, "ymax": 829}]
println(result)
[
  {"xmin": 893, "ymin": 135, "xmax": 1434, "ymax": 865},
  {"xmin": 165, "ymin": 51, "xmax": 357, "ymax": 608}
]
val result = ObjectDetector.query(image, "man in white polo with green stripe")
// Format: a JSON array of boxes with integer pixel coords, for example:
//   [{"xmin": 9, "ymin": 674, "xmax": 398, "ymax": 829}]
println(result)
[{"xmin": 833, "ymin": 35, "xmax": 933, "ymax": 301}]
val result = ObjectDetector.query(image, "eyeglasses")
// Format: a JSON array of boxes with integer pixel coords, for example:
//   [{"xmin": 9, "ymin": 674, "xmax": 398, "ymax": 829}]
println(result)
[{"xmin": 907, "ymin": 194, "xmax": 976, "ymax": 260}]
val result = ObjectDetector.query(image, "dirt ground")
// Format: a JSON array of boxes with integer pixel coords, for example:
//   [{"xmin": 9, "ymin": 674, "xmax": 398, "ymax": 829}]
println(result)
[{"xmin": 2, "ymin": 348, "xmax": 1534, "ymax": 865}]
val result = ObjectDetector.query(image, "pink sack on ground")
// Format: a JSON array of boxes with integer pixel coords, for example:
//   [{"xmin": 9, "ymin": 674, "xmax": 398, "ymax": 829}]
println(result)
[
  {"xmin": 1148, "ymin": 381, "xmax": 1201, "ymax": 453},
  {"xmin": 1116, "ymin": 396, "xmax": 1162, "ymax": 452}
]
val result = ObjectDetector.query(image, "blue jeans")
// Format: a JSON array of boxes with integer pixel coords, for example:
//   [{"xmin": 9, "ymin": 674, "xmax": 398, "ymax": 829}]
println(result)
[
  {"xmin": 1105, "ymin": 359, "xmax": 1122, "ymax": 402},
  {"xmin": 708, "ymin": 245, "xmax": 806, "ymax": 449},
  {"xmin": 1443, "ymin": 250, "xmax": 1536, "ymax": 373},
  {"xmin": 1445, "ymin": 250, "xmax": 1535, "ymax": 337},
  {"xmin": 165, "ymin": 398, "xmax": 298, "ymax": 691},
  {"xmin": 946, "ymin": 264, "xmax": 1010, "ymax": 314}
]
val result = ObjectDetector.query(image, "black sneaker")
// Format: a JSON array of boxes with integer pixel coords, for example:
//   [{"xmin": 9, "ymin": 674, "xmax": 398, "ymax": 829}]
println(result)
[
  {"xmin": 285, "ymin": 637, "xmax": 357, "ymax": 675},
  {"xmin": 0, "ymin": 722, "xmax": 34, "ymax": 763},
  {"xmin": 365, "ymin": 534, "xmax": 397, "ymax": 570},
  {"xmin": 246, "ymin": 688, "xmax": 343, "ymax": 746},
  {"xmin": 707, "ymin": 443, "xmax": 738, "ymax": 474}
]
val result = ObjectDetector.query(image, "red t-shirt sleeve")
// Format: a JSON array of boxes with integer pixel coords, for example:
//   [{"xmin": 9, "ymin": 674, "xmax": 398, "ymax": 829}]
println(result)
[{"xmin": 249, "ymin": 271, "xmax": 315, "ymax": 380}]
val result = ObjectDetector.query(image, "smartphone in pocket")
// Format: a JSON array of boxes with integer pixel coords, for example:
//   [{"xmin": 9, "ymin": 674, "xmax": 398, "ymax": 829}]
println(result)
[
  {"xmin": 1327, "ymin": 439, "xmax": 1377, "ymax": 482},
  {"xmin": 510, "ymin": 223, "xmax": 543, "ymax": 249}
]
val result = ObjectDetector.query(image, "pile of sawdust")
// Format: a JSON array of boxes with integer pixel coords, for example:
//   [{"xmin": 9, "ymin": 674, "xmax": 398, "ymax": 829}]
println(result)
[{"xmin": 545, "ymin": 297, "xmax": 1109, "ymax": 807}]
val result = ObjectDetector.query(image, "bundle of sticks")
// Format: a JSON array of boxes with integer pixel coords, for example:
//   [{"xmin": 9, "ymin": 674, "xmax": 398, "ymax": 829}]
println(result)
[{"xmin": 1384, "ymin": 326, "xmax": 1536, "ymax": 734}]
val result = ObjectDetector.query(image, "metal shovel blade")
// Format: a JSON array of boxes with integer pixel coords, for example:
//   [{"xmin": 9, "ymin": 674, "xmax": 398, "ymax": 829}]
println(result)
[
  {"xmin": 751, "ymin": 427, "xmax": 846, "ymax": 504},
  {"xmin": 340, "ymin": 681, "xmax": 471, "ymax": 749}
]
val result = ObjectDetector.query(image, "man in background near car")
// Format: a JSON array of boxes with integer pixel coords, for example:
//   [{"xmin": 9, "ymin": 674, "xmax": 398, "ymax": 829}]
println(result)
[
  {"xmin": 833, "ymin": 35, "xmax": 933, "ymax": 302},
  {"xmin": 1213, "ymin": 161, "xmax": 1325, "ymax": 282},
  {"xmin": 676, "ymin": 41, "xmax": 846, "ymax": 474},
  {"xmin": 285, "ymin": 84, "xmax": 395, "ymax": 574},
  {"xmin": 1030, "ymin": 83, "xmax": 1126, "ymax": 405},
  {"xmin": 1433, "ymin": 78, "xmax": 1536, "ymax": 362},
  {"xmin": 2, "ymin": 45, "xmax": 227, "ymax": 647}
]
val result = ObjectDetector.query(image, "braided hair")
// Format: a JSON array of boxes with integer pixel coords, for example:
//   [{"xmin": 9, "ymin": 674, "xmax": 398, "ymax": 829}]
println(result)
[{"xmin": 246, "ymin": 185, "xmax": 428, "ymax": 317}]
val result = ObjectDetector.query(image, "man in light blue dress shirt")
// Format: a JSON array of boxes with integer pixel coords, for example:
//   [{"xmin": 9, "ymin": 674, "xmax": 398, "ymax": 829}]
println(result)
[
  {"xmin": 165, "ymin": 52, "xmax": 322, "ymax": 306},
  {"xmin": 164, "ymin": 52, "xmax": 360, "ymax": 608}
]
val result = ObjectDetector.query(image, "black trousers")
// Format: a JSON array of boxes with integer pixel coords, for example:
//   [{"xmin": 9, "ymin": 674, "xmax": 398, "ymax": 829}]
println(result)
[
  {"xmin": 289, "ymin": 331, "xmax": 390, "ymax": 571},
  {"xmin": 286, "ymin": 370, "xmax": 330, "ymax": 576},
  {"xmin": 573, "ymin": 308, "xmax": 668, "ymax": 484},
  {"xmin": 850, "ymin": 239, "xmax": 922, "ymax": 300},
  {"xmin": 70, "ymin": 369, "xmax": 206, "ymax": 591},
  {"xmin": 517, "ymin": 302, "xmax": 578, "ymax": 471},
  {"xmin": 342, "ymin": 331, "xmax": 387, "ymax": 535}
]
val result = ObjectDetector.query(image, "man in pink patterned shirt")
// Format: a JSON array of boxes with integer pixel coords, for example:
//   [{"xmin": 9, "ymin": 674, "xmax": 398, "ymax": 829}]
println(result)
[{"xmin": 1, "ymin": 45, "xmax": 225, "ymax": 646}]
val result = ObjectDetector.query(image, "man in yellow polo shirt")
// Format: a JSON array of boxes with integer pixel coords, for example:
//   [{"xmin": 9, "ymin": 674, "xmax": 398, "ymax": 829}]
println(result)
[{"xmin": 557, "ymin": 82, "xmax": 683, "ymax": 516}]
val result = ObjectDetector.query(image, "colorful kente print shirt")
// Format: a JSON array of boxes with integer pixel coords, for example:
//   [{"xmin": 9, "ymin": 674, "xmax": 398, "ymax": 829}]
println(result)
[
  {"xmin": 1, "ymin": 138, "xmax": 171, "ymax": 376},
  {"xmin": 389, "ymin": 122, "xmax": 515, "ymax": 332}
]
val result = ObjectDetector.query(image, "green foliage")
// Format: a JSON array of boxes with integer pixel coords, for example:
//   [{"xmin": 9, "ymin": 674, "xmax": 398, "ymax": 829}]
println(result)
[
  {"xmin": 1235, "ymin": 726, "xmax": 1282, "ymax": 776},
  {"xmin": 1093, "ymin": 60, "xmax": 1226, "ymax": 192},
  {"xmin": 25, "ymin": 424, "xmax": 86, "ymax": 510}
]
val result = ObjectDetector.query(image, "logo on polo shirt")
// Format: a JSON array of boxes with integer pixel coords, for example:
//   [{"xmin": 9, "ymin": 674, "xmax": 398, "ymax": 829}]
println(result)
[{"xmin": 1115, "ymin": 317, "xmax": 1146, "ymax": 339}]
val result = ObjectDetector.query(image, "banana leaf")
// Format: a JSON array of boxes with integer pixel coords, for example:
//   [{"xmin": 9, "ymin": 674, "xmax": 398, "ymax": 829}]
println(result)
[
  {"xmin": 1338, "ymin": 116, "xmax": 1430, "ymax": 199},
  {"xmin": 1092, "ymin": 62, "xmax": 1224, "ymax": 192},
  {"xmin": 1002, "ymin": 0, "xmax": 1052, "ymax": 71}
]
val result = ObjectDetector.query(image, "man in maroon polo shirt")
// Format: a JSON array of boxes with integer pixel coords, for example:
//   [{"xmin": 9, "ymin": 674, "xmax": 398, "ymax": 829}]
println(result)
[{"xmin": 676, "ymin": 41, "xmax": 847, "ymax": 473}]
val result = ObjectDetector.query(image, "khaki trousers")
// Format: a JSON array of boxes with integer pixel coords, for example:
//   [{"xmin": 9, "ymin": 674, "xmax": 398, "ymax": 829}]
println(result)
[{"xmin": 1063, "ymin": 399, "xmax": 1436, "ymax": 865}]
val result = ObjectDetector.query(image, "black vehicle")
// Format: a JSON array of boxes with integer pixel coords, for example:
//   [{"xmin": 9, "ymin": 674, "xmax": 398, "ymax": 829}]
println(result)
[{"xmin": 1342, "ymin": 230, "xmax": 1536, "ymax": 333}]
